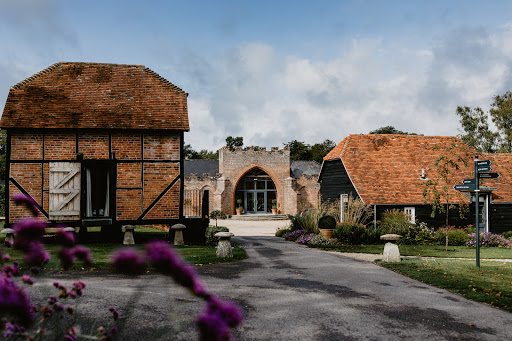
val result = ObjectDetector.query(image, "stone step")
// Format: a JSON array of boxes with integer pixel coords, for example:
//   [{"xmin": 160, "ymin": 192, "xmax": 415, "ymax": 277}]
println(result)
[{"xmin": 229, "ymin": 214, "xmax": 289, "ymax": 221}]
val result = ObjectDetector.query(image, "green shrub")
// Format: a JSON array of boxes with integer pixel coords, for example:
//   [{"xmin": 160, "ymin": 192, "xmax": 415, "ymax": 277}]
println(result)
[
  {"xmin": 205, "ymin": 226, "xmax": 229, "ymax": 246},
  {"xmin": 379, "ymin": 209, "xmax": 413, "ymax": 235},
  {"xmin": 333, "ymin": 223, "xmax": 381, "ymax": 245},
  {"xmin": 435, "ymin": 227, "xmax": 470, "ymax": 246},
  {"xmin": 210, "ymin": 210, "xmax": 227, "ymax": 227},
  {"xmin": 502, "ymin": 231, "xmax": 512, "ymax": 239},
  {"xmin": 287, "ymin": 210, "xmax": 322, "ymax": 234},
  {"xmin": 275, "ymin": 228, "xmax": 290, "ymax": 237},
  {"xmin": 318, "ymin": 215, "xmax": 336, "ymax": 230}
]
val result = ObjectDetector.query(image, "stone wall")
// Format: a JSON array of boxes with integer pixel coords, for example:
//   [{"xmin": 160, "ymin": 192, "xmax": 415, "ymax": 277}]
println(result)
[{"xmin": 184, "ymin": 146, "xmax": 320, "ymax": 215}]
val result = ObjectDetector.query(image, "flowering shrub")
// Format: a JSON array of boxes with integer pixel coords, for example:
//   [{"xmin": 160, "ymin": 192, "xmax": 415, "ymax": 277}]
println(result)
[
  {"xmin": 283, "ymin": 229, "xmax": 307, "ymax": 241},
  {"xmin": 1, "ymin": 194, "xmax": 244, "ymax": 340},
  {"xmin": 307, "ymin": 234, "xmax": 339, "ymax": 246},
  {"xmin": 296, "ymin": 233, "xmax": 316, "ymax": 245},
  {"xmin": 466, "ymin": 232, "xmax": 512, "ymax": 248}
]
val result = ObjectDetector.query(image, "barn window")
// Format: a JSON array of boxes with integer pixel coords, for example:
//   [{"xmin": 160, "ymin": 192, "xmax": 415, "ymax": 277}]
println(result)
[
  {"xmin": 85, "ymin": 164, "xmax": 111, "ymax": 218},
  {"xmin": 404, "ymin": 207, "xmax": 415, "ymax": 224}
]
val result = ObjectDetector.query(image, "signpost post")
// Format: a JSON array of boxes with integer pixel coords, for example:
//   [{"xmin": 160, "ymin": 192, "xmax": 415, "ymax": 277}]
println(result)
[
  {"xmin": 474, "ymin": 156, "xmax": 481, "ymax": 268},
  {"xmin": 453, "ymin": 157, "xmax": 498, "ymax": 268}
]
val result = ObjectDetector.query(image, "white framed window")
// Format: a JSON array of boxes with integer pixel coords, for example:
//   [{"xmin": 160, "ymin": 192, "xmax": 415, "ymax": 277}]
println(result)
[
  {"xmin": 340, "ymin": 194, "xmax": 349, "ymax": 223},
  {"xmin": 404, "ymin": 207, "xmax": 415, "ymax": 224}
]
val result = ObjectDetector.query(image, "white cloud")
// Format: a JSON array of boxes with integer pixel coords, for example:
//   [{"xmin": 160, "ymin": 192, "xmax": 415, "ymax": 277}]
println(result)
[{"xmin": 185, "ymin": 23, "xmax": 512, "ymax": 151}]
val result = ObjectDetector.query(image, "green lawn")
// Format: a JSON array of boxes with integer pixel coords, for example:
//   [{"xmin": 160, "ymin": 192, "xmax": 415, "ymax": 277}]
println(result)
[
  {"xmin": 4, "ymin": 243, "xmax": 247, "ymax": 271},
  {"xmin": 380, "ymin": 258, "xmax": 512, "ymax": 312},
  {"xmin": 314, "ymin": 244, "xmax": 512, "ymax": 259},
  {"xmin": 1, "ymin": 225, "xmax": 247, "ymax": 271}
]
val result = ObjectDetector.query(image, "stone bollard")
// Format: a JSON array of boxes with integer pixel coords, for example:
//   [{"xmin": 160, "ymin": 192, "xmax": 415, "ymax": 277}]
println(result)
[
  {"xmin": 215, "ymin": 232, "xmax": 234, "ymax": 258},
  {"xmin": 1, "ymin": 228, "xmax": 15, "ymax": 246},
  {"xmin": 123, "ymin": 225, "xmax": 136, "ymax": 245},
  {"xmin": 171, "ymin": 224, "xmax": 186, "ymax": 246},
  {"xmin": 380, "ymin": 234, "xmax": 402, "ymax": 262}
]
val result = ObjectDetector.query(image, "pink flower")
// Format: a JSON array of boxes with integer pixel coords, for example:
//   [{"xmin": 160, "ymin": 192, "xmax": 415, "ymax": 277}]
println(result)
[
  {"xmin": 12, "ymin": 193, "xmax": 39, "ymax": 217},
  {"xmin": 111, "ymin": 248, "xmax": 146, "ymax": 275},
  {"xmin": 73, "ymin": 246, "xmax": 92, "ymax": 266},
  {"xmin": 0, "ymin": 275, "xmax": 36, "ymax": 326}
]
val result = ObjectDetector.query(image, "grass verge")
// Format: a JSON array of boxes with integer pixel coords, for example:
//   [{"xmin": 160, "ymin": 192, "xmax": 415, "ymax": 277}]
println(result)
[
  {"xmin": 312, "ymin": 244, "xmax": 512, "ymax": 259},
  {"xmin": 4, "ymin": 243, "xmax": 247, "ymax": 271},
  {"xmin": 379, "ymin": 258, "xmax": 512, "ymax": 312}
]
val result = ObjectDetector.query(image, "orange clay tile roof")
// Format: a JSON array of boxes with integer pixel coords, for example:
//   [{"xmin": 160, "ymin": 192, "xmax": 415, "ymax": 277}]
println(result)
[
  {"xmin": 0, "ymin": 62, "xmax": 189, "ymax": 131},
  {"xmin": 323, "ymin": 134, "xmax": 512, "ymax": 204}
]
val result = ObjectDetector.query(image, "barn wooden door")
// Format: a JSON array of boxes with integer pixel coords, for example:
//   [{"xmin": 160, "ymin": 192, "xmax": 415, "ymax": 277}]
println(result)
[{"xmin": 49, "ymin": 162, "xmax": 81, "ymax": 221}]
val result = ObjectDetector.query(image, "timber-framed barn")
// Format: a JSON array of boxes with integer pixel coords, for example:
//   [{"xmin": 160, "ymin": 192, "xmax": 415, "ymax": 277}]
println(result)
[{"xmin": 1, "ymin": 62, "xmax": 205, "ymax": 237}]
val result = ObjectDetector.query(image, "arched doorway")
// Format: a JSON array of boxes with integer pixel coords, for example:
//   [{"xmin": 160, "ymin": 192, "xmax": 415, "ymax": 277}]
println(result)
[{"xmin": 235, "ymin": 168, "xmax": 277, "ymax": 214}]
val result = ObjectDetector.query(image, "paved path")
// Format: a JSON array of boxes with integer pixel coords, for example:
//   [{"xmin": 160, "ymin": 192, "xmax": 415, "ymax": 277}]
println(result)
[{"xmin": 31, "ymin": 234, "xmax": 511, "ymax": 340}]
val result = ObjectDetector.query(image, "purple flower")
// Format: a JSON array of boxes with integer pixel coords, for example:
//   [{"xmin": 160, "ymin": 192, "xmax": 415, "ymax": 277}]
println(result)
[
  {"xmin": 73, "ymin": 246, "xmax": 92, "ymax": 266},
  {"xmin": 196, "ymin": 311, "xmax": 231, "ymax": 341},
  {"xmin": 109, "ymin": 306, "xmax": 119, "ymax": 321},
  {"xmin": 145, "ymin": 241, "xmax": 205, "ymax": 294},
  {"xmin": 54, "ymin": 228, "xmax": 76, "ymax": 247},
  {"xmin": 64, "ymin": 326, "xmax": 77, "ymax": 341},
  {"xmin": 111, "ymin": 248, "xmax": 146, "ymax": 275},
  {"xmin": 0, "ymin": 275, "xmax": 36, "ymax": 326},
  {"xmin": 3, "ymin": 263, "xmax": 21, "ymax": 277},
  {"xmin": 21, "ymin": 275, "xmax": 34, "ymax": 285},
  {"xmin": 24, "ymin": 242, "xmax": 50, "ymax": 267},
  {"xmin": 12, "ymin": 193, "xmax": 39, "ymax": 217},
  {"xmin": 196, "ymin": 297, "xmax": 243, "ymax": 341},
  {"xmin": 13, "ymin": 219, "xmax": 47, "ymax": 249},
  {"xmin": 71, "ymin": 281, "xmax": 86, "ymax": 297},
  {"xmin": 57, "ymin": 247, "xmax": 75, "ymax": 270}
]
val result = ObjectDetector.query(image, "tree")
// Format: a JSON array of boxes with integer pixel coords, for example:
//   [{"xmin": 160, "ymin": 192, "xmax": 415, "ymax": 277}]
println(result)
[
  {"xmin": 226, "ymin": 136, "xmax": 243, "ymax": 151},
  {"xmin": 310, "ymin": 139, "xmax": 336, "ymax": 163},
  {"xmin": 183, "ymin": 144, "xmax": 218, "ymax": 160},
  {"xmin": 456, "ymin": 106, "xmax": 499, "ymax": 153},
  {"xmin": 421, "ymin": 143, "xmax": 471, "ymax": 228},
  {"xmin": 456, "ymin": 91, "xmax": 512, "ymax": 153},
  {"xmin": 285, "ymin": 140, "xmax": 312, "ymax": 161},
  {"xmin": 284, "ymin": 139, "xmax": 336, "ymax": 163},
  {"xmin": 369, "ymin": 126, "xmax": 415, "ymax": 135}
]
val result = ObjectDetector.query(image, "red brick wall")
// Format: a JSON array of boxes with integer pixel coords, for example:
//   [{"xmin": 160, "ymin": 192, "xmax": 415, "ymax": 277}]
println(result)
[
  {"xmin": 143, "ymin": 133, "xmax": 180, "ymax": 160},
  {"xmin": 79, "ymin": 133, "xmax": 109, "ymax": 159},
  {"xmin": 45, "ymin": 133, "xmax": 76, "ymax": 159},
  {"xmin": 112, "ymin": 133, "xmax": 141, "ymax": 159},
  {"xmin": 11, "ymin": 133, "xmax": 43, "ymax": 160},
  {"xmin": 9, "ymin": 163, "xmax": 44, "ymax": 221},
  {"xmin": 8, "ymin": 131, "xmax": 183, "ymax": 224}
]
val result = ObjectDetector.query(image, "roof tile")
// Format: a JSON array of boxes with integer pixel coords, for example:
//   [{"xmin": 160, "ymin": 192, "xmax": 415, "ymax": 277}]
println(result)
[{"xmin": 1, "ymin": 62, "xmax": 189, "ymax": 131}]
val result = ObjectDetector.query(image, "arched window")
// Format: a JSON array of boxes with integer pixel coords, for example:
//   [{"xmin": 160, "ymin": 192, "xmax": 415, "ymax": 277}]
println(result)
[{"xmin": 235, "ymin": 168, "xmax": 277, "ymax": 214}]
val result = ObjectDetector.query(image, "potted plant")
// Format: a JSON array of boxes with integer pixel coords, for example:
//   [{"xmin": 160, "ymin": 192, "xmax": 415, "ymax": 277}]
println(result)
[
  {"xmin": 318, "ymin": 215, "xmax": 337, "ymax": 239},
  {"xmin": 271, "ymin": 199, "xmax": 278, "ymax": 214},
  {"xmin": 236, "ymin": 199, "xmax": 243, "ymax": 215}
]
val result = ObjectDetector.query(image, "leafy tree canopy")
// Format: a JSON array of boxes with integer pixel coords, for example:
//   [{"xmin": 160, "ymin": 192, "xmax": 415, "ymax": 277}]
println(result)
[
  {"xmin": 183, "ymin": 144, "xmax": 218, "ymax": 160},
  {"xmin": 369, "ymin": 126, "xmax": 415, "ymax": 135},
  {"xmin": 456, "ymin": 91, "xmax": 512, "ymax": 153},
  {"xmin": 284, "ymin": 139, "xmax": 336, "ymax": 163},
  {"xmin": 226, "ymin": 136, "xmax": 243, "ymax": 151}
]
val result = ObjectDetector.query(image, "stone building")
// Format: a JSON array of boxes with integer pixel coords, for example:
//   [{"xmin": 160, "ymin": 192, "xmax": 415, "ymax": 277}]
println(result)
[{"xmin": 184, "ymin": 146, "xmax": 321, "ymax": 216}]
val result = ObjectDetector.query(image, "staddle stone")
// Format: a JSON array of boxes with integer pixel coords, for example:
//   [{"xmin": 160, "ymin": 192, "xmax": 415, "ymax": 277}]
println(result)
[
  {"xmin": 215, "ymin": 232, "xmax": 234, "ymax": 258},
  {"xmin": 380, "ymin": 234, "xmax": 402, "ymax": 241},
  {"xmin": 1, "ymin": 228, "xmax": 15, "ymax": 245},
  {"xmin": 171, "ymin": 224, "xmax": 186, "ymax": 246},
  {"xmin": 123, "ymin": 225, "xmax": 136, "ymax": 245}
]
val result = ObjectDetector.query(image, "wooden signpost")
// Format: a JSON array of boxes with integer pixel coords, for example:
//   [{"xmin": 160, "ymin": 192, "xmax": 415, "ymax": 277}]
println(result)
[{"xmin": 453, "ymin": 156, "xmax": 498, "ymax": 268}]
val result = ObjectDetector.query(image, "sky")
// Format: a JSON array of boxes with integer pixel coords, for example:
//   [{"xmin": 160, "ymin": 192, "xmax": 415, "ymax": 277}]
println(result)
[{"xmin": 1, "ymin": 0, "xmax": 512, "ymax": 151}]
